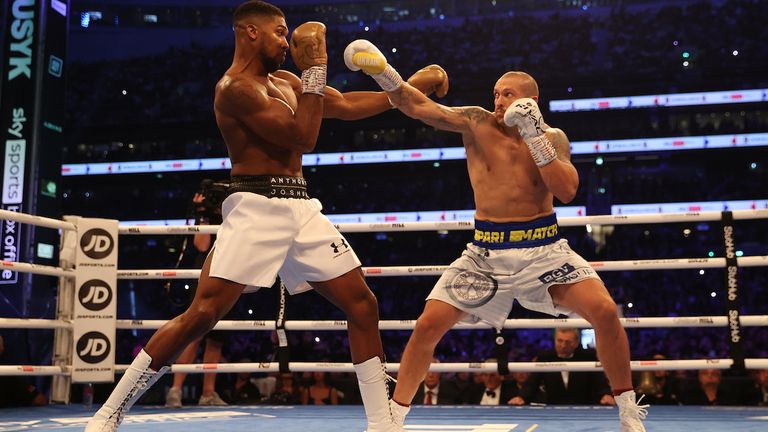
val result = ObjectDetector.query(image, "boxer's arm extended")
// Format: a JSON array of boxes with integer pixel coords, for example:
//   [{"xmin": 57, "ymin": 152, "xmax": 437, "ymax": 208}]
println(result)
[
  {"xmin": 217, "ymin": 77, "xmax": 323, "ymax": 153},
  {"xmin": 389, "ymin": 83, "xmax": 488, "ymax": 133},
  {"xmin": 324, "ymin": 87, "xmax": 392, "ymax": 120},
  {"xmin": 539, "ymin": 128, "xmax": 579, "ymax": 203},
  {"xmin": 273, "ymin": 70, "xmax": 391, "ymax": 120}
]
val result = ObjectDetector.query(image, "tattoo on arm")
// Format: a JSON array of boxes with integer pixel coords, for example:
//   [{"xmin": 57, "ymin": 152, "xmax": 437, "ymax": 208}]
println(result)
[
  {"xmin": 547, "ymin": 128, "xmax": 572, "ymax": 163},
  {"xmin": 454, "ymin": 107, "xmax": 490, "ymax": 124}
]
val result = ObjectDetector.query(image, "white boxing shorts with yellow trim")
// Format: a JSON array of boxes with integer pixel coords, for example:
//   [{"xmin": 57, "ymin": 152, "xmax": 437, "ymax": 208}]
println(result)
[
  {"xmin": 427, "ymin": 239, "xmax": 602, "ymax": 329},
  {"xmin": 209, "ymin": 192, "xmax": 361, "ymax": 294}
]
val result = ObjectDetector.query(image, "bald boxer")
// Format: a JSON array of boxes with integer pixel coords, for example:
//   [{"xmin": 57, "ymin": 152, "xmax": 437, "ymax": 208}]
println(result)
[
  {"xmin": 84, "ymin": 3, "xmax": 448, "ymax": 431},
  {"xmin": 345, "ymin": 40, "xmax": 648, "ymax": 432}
]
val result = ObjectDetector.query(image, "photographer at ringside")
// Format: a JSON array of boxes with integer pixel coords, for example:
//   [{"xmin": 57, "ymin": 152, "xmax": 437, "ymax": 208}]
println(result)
[{"xmin": 164, "ymin": 180, "xmax": 232, "ymax": 407}]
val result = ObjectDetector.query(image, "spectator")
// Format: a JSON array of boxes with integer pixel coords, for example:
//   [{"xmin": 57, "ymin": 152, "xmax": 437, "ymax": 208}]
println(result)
[
  {"xmin": 509, "ymin": 328, "xmax": 613, "ymax": 405},
  {"xmin": 745, "ymin": 369, "xmax": 768, "ymax": 406},
  {"xmin": 412, "ymin": 359, "xmax": 462, "ymax": 405},
  {"xmin": 681, "ymin": 369, "xmax": 735, "ymax": 405},
  {"xmin": 635, "ymin": 354, "xmax": 681, "ymax": 405},
  {"xmin": 301, "ymin": 372, "xmax": 339, "ymax": 405},
  {"xmin": 462, "ymin": 362, "xmax": 517, "ymax": 405}
]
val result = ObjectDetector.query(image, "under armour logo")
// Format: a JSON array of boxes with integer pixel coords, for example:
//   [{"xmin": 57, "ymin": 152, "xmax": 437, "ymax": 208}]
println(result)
[{"xmin": 330, "ymin": 239, "xmax": 349, "ymax": 254}]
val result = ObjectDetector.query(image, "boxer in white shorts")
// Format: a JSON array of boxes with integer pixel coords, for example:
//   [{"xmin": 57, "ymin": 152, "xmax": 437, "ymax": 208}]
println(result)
[
  {"xmin": 428, "ymin": 214, "xmax": 600, "ymax": 330},
  {"xmin": 347, "ymin": 39, "xmax": 648, "ymax": 432},
  {"xmin": 210, "ymin": 175, "xmax": 361, "ymax": 295},
  {"xmin": 86, "ymin": 3, "xmax": 449, "ymax": 431}
]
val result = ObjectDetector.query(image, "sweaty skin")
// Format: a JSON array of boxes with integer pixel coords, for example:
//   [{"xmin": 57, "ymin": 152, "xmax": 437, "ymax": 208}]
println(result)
[
  {"xmin": 387, "ymin": 72, "xmax": 578, "ymax": 221},
  {"xmin": 214, "ymin": 15, "xmax": 392, "ymax": 177},
  {"xmin": 384, "ymin": 71, "xmax": 634, "ymax": 414}
]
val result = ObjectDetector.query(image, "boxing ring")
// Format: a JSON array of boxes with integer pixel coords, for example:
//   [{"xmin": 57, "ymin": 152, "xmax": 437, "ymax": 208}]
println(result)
[{"xmin": 1, "ymin": 208, "xmax": 768, "ymax": 431}]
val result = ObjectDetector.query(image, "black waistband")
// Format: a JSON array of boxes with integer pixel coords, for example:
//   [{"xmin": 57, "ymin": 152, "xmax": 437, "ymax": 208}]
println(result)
[{"xmin": 228, "ymin": 175, "xmax": 309, "ymax": 199}]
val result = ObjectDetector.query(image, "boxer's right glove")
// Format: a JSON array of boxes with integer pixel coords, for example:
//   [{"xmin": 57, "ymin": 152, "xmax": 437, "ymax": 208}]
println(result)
[
  {"xmin": 407, "ymin": 64, "xmax": 449, "ymax": 98},
  {"xmin": 504, "ymin": 98, "xmax": 557, "ymax": 167},
  {"xmin": 290, "ymin": 22, "xmax": 327, "ymax": 96},
  {"xmin": 344, "ymin": 39, "xmax": 403, "ymax": 92}
]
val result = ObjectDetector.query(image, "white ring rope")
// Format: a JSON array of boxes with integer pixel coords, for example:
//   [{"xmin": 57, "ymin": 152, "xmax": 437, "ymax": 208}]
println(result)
[
  {"xmin": 5, "ymin": 255, "xmax": 764, "ymax": 280},
  {"xmin": 116, "ymin": 256, "xmax": 768, "ymax": 280},
  {"xmin": 0, "ymin": 358, "xmax": 768, "ymax": 376},
  {"xmin": 118, "ymin": 209, "xmax": 768, "ymax": 235},
  {"xmin": 3, "ymin": 315, "xmax": 767, "ymax": 331},
  {"xmin": 4, "ymin": 359, "xmax": 768, "ymax": 377},
  {"xmin": 0, "ymin": 209, "xmax": 76, "ymax": 231},
  {"xmin": 119, "ymin": 358, "xmax": 768, "ymax": 374},
  {"xmin": 0, "ymin": 260, "xmax": 75, "ymax": 278},
  {"xmin": 111, "ymin": 316, "xmax": 768, "ymax": 331},
  {"xmin": 0, "ymin": 318, "xmax": 72, "ymax": 329},
  {"xmin": 0, "ymin": 210, "xmax": 765, "ymax": 381},
  {"xmin": 0, "ymin": 365, "xmax": 71, "ymax": 376}
]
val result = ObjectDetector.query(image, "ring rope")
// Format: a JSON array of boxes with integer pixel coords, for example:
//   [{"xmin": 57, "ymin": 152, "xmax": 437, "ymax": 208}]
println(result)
[
  {"xmin": 3, "ymin": 256, "xmax": 765, "ymax": 281},
  {"xmin": 0, "ymin": 209, "xmax": 76, "ymax": 231},
  {"xmin": 117, "ymin": 209, "xmax": 768, "ymax": 235},
  {"xmin": 116, "ymin": 256, "xmax": 768, "ymax": 280},
  {"xmin": 114, "ymin": 316, "xmax": 768, "ymax": 331},
  {"xmin": 0, "ymin": 260, "xmax": 75, "ymax": 278},
  {"xmin": 4, "ymin": 359, "xmax": 768, "ymax": 377},
  {"xmin": 3, "ymin": 315, "xmax": 767, "ymax": 331}
]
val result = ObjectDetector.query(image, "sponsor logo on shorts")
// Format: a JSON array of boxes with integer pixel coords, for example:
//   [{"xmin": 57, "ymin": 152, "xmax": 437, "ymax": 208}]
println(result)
[
  {"xmin": 445, "ymin": 270, "xmax": 498, "ymax": 308},
  {"xmin": 330, "ymin": 239, "xmax": 350, "ymax": 257},
  {"xmin": 537, "ymin": 263, "xmax": 594, "ymax": 284}
]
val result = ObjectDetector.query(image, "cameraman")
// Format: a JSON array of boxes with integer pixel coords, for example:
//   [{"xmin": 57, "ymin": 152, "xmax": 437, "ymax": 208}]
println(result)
[{"xmin": 165, "ymin": 189, "xmax": 230, "ymax": 407}]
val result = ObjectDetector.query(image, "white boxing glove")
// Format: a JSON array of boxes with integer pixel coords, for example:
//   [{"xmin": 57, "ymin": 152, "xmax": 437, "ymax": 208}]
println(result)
[
  {"xmin": 343, "ymin": 39, "xmax": 403, "ymax": 92},
  {"xmin": 504, "ymin": 98, "xmax": 557, "ymax": 167}
]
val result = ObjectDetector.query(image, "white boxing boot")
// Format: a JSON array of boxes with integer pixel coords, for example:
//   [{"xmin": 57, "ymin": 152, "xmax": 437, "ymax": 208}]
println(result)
[
  {"xmin": 354, "ymin": 357, "xmax": 398, "ymax": 432},
  {"xmin": 84, "ymin": 350, "xmax": 168, "ymax": 431},
  {"xmin": 615, "ymin": 390, "xmax": 649, "ymax": 432}
]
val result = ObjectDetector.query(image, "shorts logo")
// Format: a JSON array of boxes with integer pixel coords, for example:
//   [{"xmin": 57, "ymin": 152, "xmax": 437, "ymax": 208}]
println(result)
[
  {"xmin": 330, "ymin": 239, "xmax": 348, "ymax": 254},
  {"xmin": 446, "ymin": 270, "xmax": 498, "ymax": 308},
  {"xmin": 538, "ymin": 263, "xmax": 577, "ymax": 284}
]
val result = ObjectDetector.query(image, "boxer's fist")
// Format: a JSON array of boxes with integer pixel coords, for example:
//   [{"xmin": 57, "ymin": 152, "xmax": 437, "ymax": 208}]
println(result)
[
  {"xmin": 407, "ymin": 64, "xmax": 449, "ymax": 98},
  {"xmin": 344, "ymin": 39, "xmax": 388, "ymax": 75},
  {"xmin": 290, "ymin": 22, "xmax": 327, "ymax": 70},
  {"xmin": 503, "ymin": 97, "xmax": 545, "ymax": 140},
  {"xmin": 504, "ymin": 98, "xmax": 557, "ymax": 167}
]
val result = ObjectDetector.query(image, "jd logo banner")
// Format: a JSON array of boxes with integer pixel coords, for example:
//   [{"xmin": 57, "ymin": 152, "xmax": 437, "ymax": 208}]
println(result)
[
  {"xmin": 78, "ymin": 279, "xmax": 113, "ymax": 311},
  {"xmin": 76, "ymin": 331, "xmax": 111, "ymax": 364},
  {"xmin": 80, "ymin": 228, "xmax": 114, "ymax": 259}
]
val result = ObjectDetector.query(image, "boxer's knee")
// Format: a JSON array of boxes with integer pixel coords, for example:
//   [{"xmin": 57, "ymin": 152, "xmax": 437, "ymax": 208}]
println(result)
[
  {"xmin": 585, "ymin": 297, "xmax": 620, "ymax": 330},
  {"xmin": 344, "ymin": 286, "xmax": 379, "ymax": 328},
  {"xmin": 412, "ymin": 313, "xmax": 449, "ymax": 347},
  {"xmin": 183, "ymin": 302, "xmax": 221, "ymax": 335}
]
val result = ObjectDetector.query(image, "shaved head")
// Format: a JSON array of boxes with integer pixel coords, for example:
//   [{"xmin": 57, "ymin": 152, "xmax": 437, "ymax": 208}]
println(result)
[{"xmin": 497, "ymin": 71, "xmax": 539, "ymax": 98}]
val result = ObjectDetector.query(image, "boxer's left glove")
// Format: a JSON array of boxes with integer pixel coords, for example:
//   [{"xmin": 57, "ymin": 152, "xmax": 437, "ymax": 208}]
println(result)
[
  {"xmin": 504, "ymin": 98, "xmax": 557, "ymax": 167},
  {"xmin": 407, "ymin": 64, "xmax": 449, "ymax": 98},
  {"xmin": 290, "ymin": 21, "xmax": 327, "ymax": 96},
  {"xmin": 344, "ymin": 39, "xmax": 403, "ymax": 92}
]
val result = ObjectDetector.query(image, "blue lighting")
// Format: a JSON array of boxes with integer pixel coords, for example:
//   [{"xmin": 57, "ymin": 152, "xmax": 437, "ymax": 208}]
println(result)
[{"xmin": 80, "ymin": 12, "xmax": 90, "ymax": 28}]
